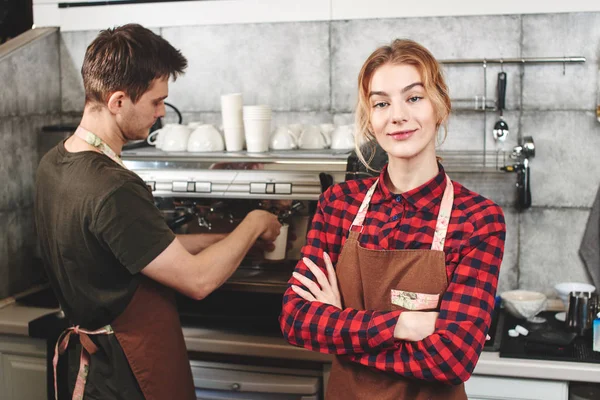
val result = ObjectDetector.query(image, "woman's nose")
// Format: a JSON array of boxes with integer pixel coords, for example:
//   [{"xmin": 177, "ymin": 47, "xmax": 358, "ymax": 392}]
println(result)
[{"xmin": 391, "ymin": 103, "xmax": 408, "ymax": 124}]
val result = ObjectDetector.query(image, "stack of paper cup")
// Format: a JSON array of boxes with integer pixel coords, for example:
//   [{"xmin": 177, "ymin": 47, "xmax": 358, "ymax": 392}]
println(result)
[
  {"xmin": 243, "ymin": 105, "xmax": 272, "ymax": 152},
  {"xmin": 221, "ymin": 93, "xmax": 245, "ymax": 151}
]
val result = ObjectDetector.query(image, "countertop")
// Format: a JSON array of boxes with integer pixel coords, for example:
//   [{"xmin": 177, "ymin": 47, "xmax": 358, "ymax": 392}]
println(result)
[
  {"xmin": 3, "ymin": 303, "xmax": 600, "ymax": 383},
  {"xmin": 0, "ymin": 303, "xmax": 60, "ymax": 336},
  {"xmin": 182, "ymin": 325, "xmax": 600, "ymax": 384}
]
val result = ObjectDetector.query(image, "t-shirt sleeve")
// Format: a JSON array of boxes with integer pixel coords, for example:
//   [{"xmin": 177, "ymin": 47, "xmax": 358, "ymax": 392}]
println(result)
[{"xmin": 91, "ymin": 180, "xmax": 175, "ymax": 274}]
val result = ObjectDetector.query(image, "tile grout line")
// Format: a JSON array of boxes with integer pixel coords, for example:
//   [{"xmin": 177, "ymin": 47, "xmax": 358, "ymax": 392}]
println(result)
[
  {"xmin": 57, "ymin": 30, "xmax": 64, "ymax": 117},
  {"xmin": 515, "ymin": 14, "xmax": 524, "ymax": 288},
  {"xmin": 328, "ymin": 18, "xmax": 333, "ymax": 120}
]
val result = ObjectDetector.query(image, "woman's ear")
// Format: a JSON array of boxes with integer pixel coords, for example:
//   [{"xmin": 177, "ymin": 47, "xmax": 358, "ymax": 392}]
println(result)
[{"xmin": 107, "ymin": 91, "xmax": 127, "ymax": 115}]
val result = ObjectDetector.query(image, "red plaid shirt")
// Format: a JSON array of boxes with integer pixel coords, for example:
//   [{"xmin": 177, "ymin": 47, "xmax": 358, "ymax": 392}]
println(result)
[{"xmin": 280, "ymin": 164, "xmax": 505, "ymax": 385}]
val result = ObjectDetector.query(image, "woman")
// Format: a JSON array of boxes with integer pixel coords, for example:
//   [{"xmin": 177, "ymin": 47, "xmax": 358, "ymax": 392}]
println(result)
[{"xmin": 280, "ymin": 39, "xmax": 506, "ymax": 400}]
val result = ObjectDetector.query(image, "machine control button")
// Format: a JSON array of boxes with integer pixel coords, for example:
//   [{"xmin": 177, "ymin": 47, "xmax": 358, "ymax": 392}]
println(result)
[
  {"xmin": 194, "ymin": 182, "xmax": 212, "ymax": 193},
  {"xmin": 250, "ymin": 183, "xmax": 267, "ymax": 194},
  {"xmin": 172, "ymin": 181, "xmax": 187, "ymax": 192},
  {"xmin": 145, "ymin": 181, "xmax": 156, "ymax": 191},
  {"xmin": 265, "ymin": 183, "xmax": 275, "ymax": 194},
  {"xmin": 186, "ymin": 182, "xmax": 195, "ymax": 192},
  {"xmin": 275, "ymin": 183, "xmax": 292, "ymax": 194}
]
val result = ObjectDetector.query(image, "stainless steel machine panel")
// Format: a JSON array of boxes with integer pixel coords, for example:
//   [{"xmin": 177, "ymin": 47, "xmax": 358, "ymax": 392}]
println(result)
[{"xmin": 122, "ymin": 148, "xmax": 353, "ymax": 200}]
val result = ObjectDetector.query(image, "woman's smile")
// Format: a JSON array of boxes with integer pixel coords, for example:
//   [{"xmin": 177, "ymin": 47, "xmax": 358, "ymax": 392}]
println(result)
[{"xmin": 387, "ymin": 129, "xmax": 417, "ymax": 141}]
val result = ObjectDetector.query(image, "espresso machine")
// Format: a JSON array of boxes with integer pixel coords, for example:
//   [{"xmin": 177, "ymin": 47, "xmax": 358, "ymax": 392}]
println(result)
[{"xmin": 121, "ymin": 148, "xmax": 362, "ymax": 332}]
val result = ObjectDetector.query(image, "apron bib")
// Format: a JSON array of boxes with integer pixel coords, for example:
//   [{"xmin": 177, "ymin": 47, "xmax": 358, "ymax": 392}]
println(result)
[
  {"xmin": 326, "ymin": 174, "xmax": 467, "ymax": 400},
  {"xmin": 53, "ymin": 127, "xmax": 195, "ymax": 400}
]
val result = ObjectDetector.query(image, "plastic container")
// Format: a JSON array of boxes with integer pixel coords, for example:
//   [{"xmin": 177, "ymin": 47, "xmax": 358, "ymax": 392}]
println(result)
[{"xmin": 594, "ymin": 312, "xmax": 600, "ymax": 353}]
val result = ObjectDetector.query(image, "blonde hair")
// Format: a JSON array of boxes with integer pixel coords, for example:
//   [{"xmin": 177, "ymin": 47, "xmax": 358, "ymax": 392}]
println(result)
[{"xmin": 354, "ymin": 39, "xmax": 451, "ymax": 170}]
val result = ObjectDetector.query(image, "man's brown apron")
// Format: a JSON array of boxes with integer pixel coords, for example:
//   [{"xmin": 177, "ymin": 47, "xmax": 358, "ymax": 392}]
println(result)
[
  {"xmin": 326, "ymin": 174, "xmax": 467, "ymax": 400},
  {"xmin": 53, "ymin": 127, "xmax": 195, "ymax": 400},
  {"xmin": 54, "ymin": 277, "xmax": 196, "ymax": 400}
]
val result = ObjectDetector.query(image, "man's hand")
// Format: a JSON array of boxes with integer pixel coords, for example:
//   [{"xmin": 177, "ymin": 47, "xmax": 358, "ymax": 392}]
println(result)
[
  {"xmin": 394, "ymin": 311, "xmax": 439, "ymax": 341},
  {"xmin": 291, "ymin": 253, "xmax": 341, "ymax": 309},
  {"xmin": 247, "ymin": 209, "xmax": 281, "ymax": 242}
]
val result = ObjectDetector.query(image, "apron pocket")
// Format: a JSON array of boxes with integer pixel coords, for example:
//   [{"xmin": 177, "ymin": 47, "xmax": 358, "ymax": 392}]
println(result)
[{"xmin": 391, "ymin": 289, "xmax": 440, "ymax": 311}]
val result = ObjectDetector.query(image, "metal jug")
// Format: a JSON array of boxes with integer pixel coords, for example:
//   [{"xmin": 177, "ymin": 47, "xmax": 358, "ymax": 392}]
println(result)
[{"xmin": 566, "ymin": 291, "xmax": 599, "ymax": 336}]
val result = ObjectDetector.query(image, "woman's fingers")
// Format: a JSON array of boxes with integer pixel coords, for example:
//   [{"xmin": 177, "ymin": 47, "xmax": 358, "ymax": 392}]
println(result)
[
  {"xmin": 291, "ymin": 285, "xmax": 316, "ymax": 302},
  {"xmin": 291, "ymin": 255, "xmax": 342, "ymax": 309},
  {"xmin": 323, "ymin": 253, "xmax": 339, "ymax": 296},
  {"xmin": 292, "ymin": 271, "xmax": 322, "ymax": 296},
  {"xmin": 323, "ymin": 252, "xmax": 341, "ymax": 308},
  {"xmin": 302, "ymin": 257, "xmax": 332, "ymax": 295}
]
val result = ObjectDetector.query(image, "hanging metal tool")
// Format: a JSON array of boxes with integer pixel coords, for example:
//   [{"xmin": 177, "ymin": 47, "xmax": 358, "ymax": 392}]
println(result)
[
  {"xmin": 493, "ymin": 70, "xmax": 509, "ymax": 144},
  {"xmin": 501, "ymin": 137, "xmax": 535, "ymax": 210}
]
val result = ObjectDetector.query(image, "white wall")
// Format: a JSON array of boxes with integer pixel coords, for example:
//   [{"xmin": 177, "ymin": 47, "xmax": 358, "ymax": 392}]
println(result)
[{"xmin": 33, "ymin": 0, "xmax": 600, "ymax": 32}]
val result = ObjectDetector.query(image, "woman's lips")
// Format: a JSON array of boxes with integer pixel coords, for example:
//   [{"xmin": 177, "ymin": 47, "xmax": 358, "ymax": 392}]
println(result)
[{"xmin": 387, "ymin": 129, "xmax": 416, "ymax": 140}]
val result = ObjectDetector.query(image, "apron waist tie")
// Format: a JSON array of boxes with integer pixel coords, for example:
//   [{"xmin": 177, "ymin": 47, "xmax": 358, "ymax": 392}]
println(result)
[{"xmin": 53, "ymin": 325, "xmax": 114, "ymax": 400}]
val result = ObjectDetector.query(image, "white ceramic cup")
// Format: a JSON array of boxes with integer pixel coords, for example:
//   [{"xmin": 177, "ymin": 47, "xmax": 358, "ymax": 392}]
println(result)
[
  {"xmin": 264, "ymin": 223, "xmax": 289, "ymax": 261},
  {"xmin": 287, "ymin": 124, "xmax": 303, "ymax": 141},
  {"xmin": 221, "ymin": 93, "xmax": 245, "ymax": 151},
  {"xmin": 298, "ymin": 125, "xmax": 327, "ymax": 149},
  {"xmin": 319, "ymin": 124, "xmax": 335, "ymax": 147},
  {"xmin": 160, "ymin": 124, "xmax": 192, "ymax": 152},
  {"xmin": 331, "ymin": 124, "xmax": 355, "ymax": 150},
  {"xmin": 270, "ymin": 126, "xmax": 297, "ymax": 150},
  {"xmin": 187, "ymin": 124, "xmax": 225, "ymax": 152},
  {"xmin": 147, "ymin": 123, "xmax": 180, "ymax": 149},
  {"xmin": 187, "ymin": 121, "xmax": 204, "ymax": 130}
]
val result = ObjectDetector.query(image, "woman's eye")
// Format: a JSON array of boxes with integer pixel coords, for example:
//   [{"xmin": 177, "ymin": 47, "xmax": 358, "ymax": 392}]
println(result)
[
  {"xmin": 408, "ymin": 96, "xmax": 422, "ymax": 103},
  {"xmin": 373, "ymin": 101, "xmax": 388, "ymax": 108}
]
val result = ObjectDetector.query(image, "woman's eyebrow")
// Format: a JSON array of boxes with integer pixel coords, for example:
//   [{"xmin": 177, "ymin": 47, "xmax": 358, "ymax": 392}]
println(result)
[
  {"xmin": 401, "ymin": 82, "xmax": 424, "ymax": 93},
  {"xmin": 369, "ymin": 82, "xmax": 424, "ymax": 98}
]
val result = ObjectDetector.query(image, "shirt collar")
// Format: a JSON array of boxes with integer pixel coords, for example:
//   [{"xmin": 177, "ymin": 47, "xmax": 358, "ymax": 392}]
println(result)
[{"xmin": 370, "ymin": 163, "xmax": 448, "ymax": 214}]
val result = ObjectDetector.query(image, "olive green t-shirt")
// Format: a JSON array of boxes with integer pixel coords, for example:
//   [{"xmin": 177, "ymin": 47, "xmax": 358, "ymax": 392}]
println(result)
[{"xmin": 35, "ymin": 140, "xmax": 175, "ymax": 330}]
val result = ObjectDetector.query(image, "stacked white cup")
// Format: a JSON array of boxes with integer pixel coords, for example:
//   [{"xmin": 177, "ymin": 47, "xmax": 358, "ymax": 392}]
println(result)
[
  {"xmin": 243, "ymin": 105, "xmax": 272, "ymax": 152},
  {"xmin": 221, "ymin": 93, "xmax": 245, "ymax": 151}
]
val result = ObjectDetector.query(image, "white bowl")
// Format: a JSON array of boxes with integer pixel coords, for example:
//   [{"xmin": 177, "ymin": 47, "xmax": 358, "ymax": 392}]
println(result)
[
  {"xmin": 554, "ymin": 282, "xmax": 596, "ymax": 309},
  {"xmin": 500, "ymin": 290, "xmax": 547, "ymax": 320}
]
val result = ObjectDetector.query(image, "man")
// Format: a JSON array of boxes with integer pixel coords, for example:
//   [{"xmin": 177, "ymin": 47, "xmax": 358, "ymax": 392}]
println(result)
[{"xmin": 34, "ymin": 24, "xmax": 281, "ymax": 400}]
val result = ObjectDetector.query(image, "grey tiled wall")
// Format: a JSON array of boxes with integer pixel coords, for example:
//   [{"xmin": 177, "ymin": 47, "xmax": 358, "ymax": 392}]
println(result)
[
  {"xmin": 58, "ymin": 12, "xmax": 600, "ymax": 298},
  {"xmin": 0, "ymin": 30, "xmax": 61, "ymax": 298}
]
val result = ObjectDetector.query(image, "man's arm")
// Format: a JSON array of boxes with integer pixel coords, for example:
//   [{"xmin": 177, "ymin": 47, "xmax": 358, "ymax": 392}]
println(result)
[
  {"xmin": 143, "ymin": 210, "xmax": 280, "ymax": 300},
  {"xmin": 176, "ymin": 233, "xmax": 226, "ymax": 255}
]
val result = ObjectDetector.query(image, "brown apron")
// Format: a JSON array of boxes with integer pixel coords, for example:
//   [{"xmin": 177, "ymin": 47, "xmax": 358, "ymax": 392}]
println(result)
[
  {"xmin": 54, "ymin": 277, "xmax": 196, "ymax": 400},
  {"xmin": 326, "ymin": 174, "xmax": 467, "ymax": 400}
]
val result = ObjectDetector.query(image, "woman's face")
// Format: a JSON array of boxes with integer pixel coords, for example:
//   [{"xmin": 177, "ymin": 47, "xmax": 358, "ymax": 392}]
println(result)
[{"xmin": 368, "ymin": 63, "xmax": 438, "ymax": 162}]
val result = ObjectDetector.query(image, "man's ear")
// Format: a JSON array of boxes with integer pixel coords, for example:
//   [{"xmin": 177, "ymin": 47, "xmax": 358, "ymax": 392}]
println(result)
[{"xmin": 107, "ymin": 91, "xmax": 127, "ymax": 114}]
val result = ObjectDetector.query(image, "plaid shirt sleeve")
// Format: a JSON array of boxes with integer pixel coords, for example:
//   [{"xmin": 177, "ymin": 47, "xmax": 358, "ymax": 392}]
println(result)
[
  {"xmin": 279, "ymin": 191, "xmax": 402, "ymax": 355},
  {"xmin": 345, "ymin": 204, "xmax": 505, "ymax": 385}
]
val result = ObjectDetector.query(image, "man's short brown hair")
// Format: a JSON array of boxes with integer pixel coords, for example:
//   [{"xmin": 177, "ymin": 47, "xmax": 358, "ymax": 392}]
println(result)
[{"xmin": 82, "ymin": 23, "xmax": 187, "ymax": 105}]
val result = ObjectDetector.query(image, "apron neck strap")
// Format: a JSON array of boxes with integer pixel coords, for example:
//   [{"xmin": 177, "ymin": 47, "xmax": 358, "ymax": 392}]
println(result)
[
  {"xmin": 431, "ymin": 176, "xmax": 453, "ymax": 251},
  {"xmin": 74, "ymin": 126, "xmax": 127, "ymax": 169},
  {"xmin": 349, "ymin": 174, "xmax": 454, "ymax": 251}
]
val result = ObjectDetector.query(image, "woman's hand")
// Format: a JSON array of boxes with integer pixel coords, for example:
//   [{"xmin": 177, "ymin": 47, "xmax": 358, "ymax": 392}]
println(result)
[
  {"xmin": 291, "ymin": 253, "xmax": 342, "ymax": 309},
  {"xmin": 394, "ymin": 311, "xmax": 439, "ymax": 341}
]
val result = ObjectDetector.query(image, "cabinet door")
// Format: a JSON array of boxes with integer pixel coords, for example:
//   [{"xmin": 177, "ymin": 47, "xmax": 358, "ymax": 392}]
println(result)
[
  {"xmin": 1, "ymin": 353, "xmax": 47, "ymax": 400},
  {"xmin": 465, "ymin": 375, "xmax": 569, "ymax": 400}
]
